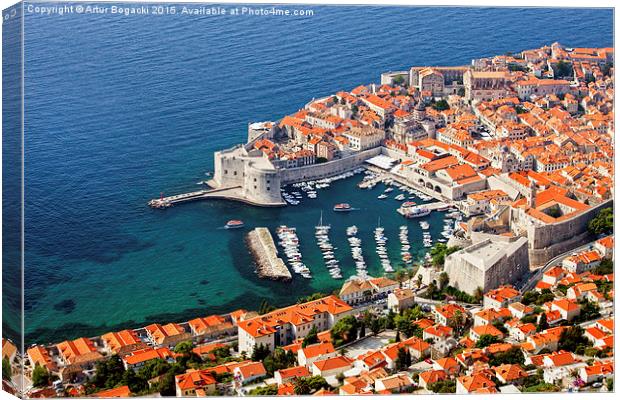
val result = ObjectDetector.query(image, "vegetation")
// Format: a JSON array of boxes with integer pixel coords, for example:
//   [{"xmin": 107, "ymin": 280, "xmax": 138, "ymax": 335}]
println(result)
[
  {"xmin": 2, "ymin": 357, "xmax": 10, "ymax": 381},
  {"xmin": 258, "ymin": 299, "xmax": 277, "ymax": 315},
  {"xmin": 428, "ymin": 379, "xmax": 456, "ymax": 393},
  {"xmin": 523, "ymin": 383, "xmax": 560, "ymax": 392},
  {"xmin": 251, "ymin": 343, "xmax": 272, "ymax": 362},
  {"xmin": 32, "ymin": 364, "xmax": 51, "ymax": 388},
  {"xmin": 592, "ymin": 258, "xmax": 613, "ymax": 275},
  {"xmin": 331, "ymin": 315, "xmax": 360, "ymax": 347},
  {"xmin": 394, "ymin": 347, "xmax": 412, "ymax": 371},
  {"xmin": 588, "ymin": 207, "xmax": 613, "ymax": 235},
  {"xmin": 488, "ymin": 347, "xmax": 525, "ymax": 367},
  {"xmin": 522, "ymin": 289, "xmax": 554, "ymax": 306},
  {"xmin": 574, "ymin": 300, "xmax": 600, "ymax": 324},
  {"xmin": 292, "ymin": 376, "xmax": 330, "ymax": 395},
  {"xmin": 249, "ymin": 384, "xmax": 278, "ymax": 396},
  {"xmin": 302, "ymin": 326, "xmax": 319, "ymax": 348},
  {"xmin": 392, "ymin": 75, "xmax": 405, "ymax": 86},
  {"xmin": 537, "ymin": 313, "xmax": 548, "ymax": 332},
  {"xmin": 475, "ymin": 334, "xmax": 502, "ymax": 348},
  {"xmin": 297, "ymin": 293, "xmax": 327, "ymax": 304},
  {"xmin": 394, "ymin": 306, "xmax": 424, "ymax": 338},
  {"xmin": 430, "ymin": 243, "xmax": 461, "ymax": 267},
  {"xmin": 431, "ymin": 99, "xmax": 450, "ymax": 111},
  {"xmin": 263, "ymin": 348, "xmax": 296, "ymax": 376},
  {"xmin": 558, "ymin": 326, "xmax": 590, "ymax": 353},
  {"xmin": 554, "ymin": 60, "xmax": 573, "ymax": 78}
]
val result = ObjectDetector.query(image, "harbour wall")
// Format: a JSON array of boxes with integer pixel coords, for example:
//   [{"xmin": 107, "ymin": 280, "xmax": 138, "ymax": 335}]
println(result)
[
  {"xmin": 280, "ymin": 148, "xmax": 382, "ymax": 184},
  {"xmin": 246, "ymin": 228, "xmax": 292, "ymax": 281}
]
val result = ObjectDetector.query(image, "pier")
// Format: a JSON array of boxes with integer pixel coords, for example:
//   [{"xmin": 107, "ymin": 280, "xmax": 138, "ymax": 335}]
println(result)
[
  {"xmin": 148, "ymin": 185, "xmax": 286, "ymax": 209},
  {"xmin": 246, "ymin": 228, "xmax": 292, "ymax": 282}
]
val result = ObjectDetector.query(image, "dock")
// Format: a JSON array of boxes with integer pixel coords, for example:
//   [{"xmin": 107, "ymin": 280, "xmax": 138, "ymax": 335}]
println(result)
[{"xmin": 246, "ymin": 228, "xmax": 292, "ymax": 282}]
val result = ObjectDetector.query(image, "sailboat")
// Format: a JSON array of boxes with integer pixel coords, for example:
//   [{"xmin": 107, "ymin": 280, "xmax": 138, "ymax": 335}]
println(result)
[{"xmin": 315, "ymin": 210, "xmax": 331, "ymax": 230}]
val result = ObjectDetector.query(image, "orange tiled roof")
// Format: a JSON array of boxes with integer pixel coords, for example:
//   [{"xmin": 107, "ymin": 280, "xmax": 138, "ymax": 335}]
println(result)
[{"xmin": 238, "ymin": 295, "xmax": 352, "ymax": 338}]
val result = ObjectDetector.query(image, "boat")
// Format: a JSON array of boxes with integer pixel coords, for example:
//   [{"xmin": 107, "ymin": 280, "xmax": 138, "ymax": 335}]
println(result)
[
  {"xmin": 402, "ymin": 201, "xmax": 417, "ymax": 207},
  {"xmin": 225, "ymin": 220, "xmax": 244, "ymax": 229},
  {"xmin": 378, "ymin": 194, "xmax": 388, "ymax": 199},
  {"xmin": 420, "ymin": 221, "xmax": 430, "ymax": 230},
  {"xmin": 333, "ymin": 203, "xmax": 352, "ymax": 212},
  {"xmin": 404, "ymin": 206, "xmax": 431, "ymax": 219},
  {"xmin": 395, "ymin": 194, "xmax": 406, "ymax": 201}
]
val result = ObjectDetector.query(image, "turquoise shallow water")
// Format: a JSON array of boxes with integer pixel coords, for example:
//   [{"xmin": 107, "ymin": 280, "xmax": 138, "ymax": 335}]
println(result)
[{"xmin": 3, "ymin": 3, "xmax": 613, "ymax": 345}]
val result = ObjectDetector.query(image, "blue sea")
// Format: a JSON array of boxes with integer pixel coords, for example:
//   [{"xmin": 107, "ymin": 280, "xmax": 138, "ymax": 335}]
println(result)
[{"xmin": 5, "ymin": 3, "xmax": 614, "ymax": 346}]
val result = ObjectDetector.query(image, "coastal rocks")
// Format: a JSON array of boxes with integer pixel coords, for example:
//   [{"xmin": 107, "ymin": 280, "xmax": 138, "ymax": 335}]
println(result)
[{"xmin": 246, "ymin": 228, "xmax": 292, "ymax": 282}]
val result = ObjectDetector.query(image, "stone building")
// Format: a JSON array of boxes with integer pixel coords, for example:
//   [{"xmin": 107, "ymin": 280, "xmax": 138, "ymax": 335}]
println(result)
[
  {"xmin": 444, "ymin": 236, "xmax": 529, "ymax": 295},
  {"xmin": 463, "ymin": 70, "xmax": 511, "ymax": 102}
]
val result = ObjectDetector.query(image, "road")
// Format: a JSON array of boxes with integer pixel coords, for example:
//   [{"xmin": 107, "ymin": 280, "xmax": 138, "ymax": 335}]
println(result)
[{"xmin": 519, "ymin": 240, "xmax": 598, "ymax": 293}]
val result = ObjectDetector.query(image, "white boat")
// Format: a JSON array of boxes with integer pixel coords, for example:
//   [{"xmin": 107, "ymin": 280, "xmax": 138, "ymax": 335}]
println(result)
[
  {"xmin": 378, "ymin": 194, "xmax": 388, "ymax": 199},
  {"xmin": 395, "ymin": 194, "xmax": 406, "ymax": 201}
]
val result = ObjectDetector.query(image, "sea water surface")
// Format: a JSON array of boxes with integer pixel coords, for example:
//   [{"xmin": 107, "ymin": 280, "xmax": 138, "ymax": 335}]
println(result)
[{"xmin": 17, "ymin": 3, "xmax": 613, "ymax": 345}]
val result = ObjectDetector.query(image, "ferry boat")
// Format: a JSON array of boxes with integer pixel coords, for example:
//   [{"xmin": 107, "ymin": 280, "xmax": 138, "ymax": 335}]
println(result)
[
  {"xmin": 404, "ymin": 206, "xmax": 431, "ymax": 219},
  {"xmin": 225, "ymin": 220, "xmax": 245, "ymax": 229},
  {"xmin": 333, "ymin": 203, "xmax": 352, "ymax": 212}
]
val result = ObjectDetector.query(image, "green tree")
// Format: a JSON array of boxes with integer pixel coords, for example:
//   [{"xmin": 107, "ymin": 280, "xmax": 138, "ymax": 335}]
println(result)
[
  {"xmin": 249, "ymin": 384, "xmax": 278, "ymax": 395},
  {"xmin": 331, "ymin": 315, "xmax": 359, "ymax": 347},
  {"xmin": 447, "ymin": 310, "xmax": 467, "ymax": 337},
  {"xmin": 432, "ymin": 99, "xmax": 450, "ymax": 111},
  {"xmin": 428, "ymin": 379, "xmax": 456, "ymax": 393},
  {"xmin": 558, "ymin": 326, "xmax": 589, "ymax": 353},
  {"xmin": 475, "ymin": 334, "xmax": 502, "ymax": 348},
  {"xmin": 588, "ymin": 207, "xmax": 613, "ymax": 235},
  {"xmin": 32, "ymin": 364, "xmax": 51, "ymax": 388},
  {"xmin": 392, "ymin": 75, "xmax": 405, "ymax": 86},
  {"xmin": 606, "ymin": 377, "xmax": 613, "ymax": 391},
  {"xmin": 394, "ymin": 330, "xmax": 401, "ymax": 343},
  {"xmin": 174, "ymin": 341, "xmax": 194, "ymax": 355},
  {"xmin": 554, "ymin": 60, "xmax": 573, "ymax": 78},
  {"xmin": 537, "ymin": 313, "xmax": 548, "ymax": 332},
  {"xmin": 302, "ymin": 326, "xmax": 319, "ymax": 348},
  {"xmin": 473, "ymin": 287, "xmax": 484, "ymax": 303},
  {"xmin": 263, "ymin": 347, "xmax": 296, "ymax": 376},
  {"xmin": 370, "ymin": 318, "xmax": 382, "ymax": 336},
  {"xmin": 121, "ymin": 368, "xmax": 148, "ymax": 394},
  {"xmin": 394, "ymin": 347, "xmax": 412, "ymax": 371},
  {"xmin": 358, "ymin": 323, "xmax": 366, "ymax": 339},
  {"xmin": 2, "ymin": 357, "xmax": 11, "ymax": 381},
  {"xmin": 251, "ymin": 343, "xmax": 271, "ymax": 362},
  {"xmin": 336, "ymin": 372, "xmax": 346, "ymax": 385},
  {"xmin": 293, "ymin": 376, "xmax": 330, "ymax": 395},
  {"xmin": 439, "ymin": 272, "xmax": 450, "ymax": 291}
]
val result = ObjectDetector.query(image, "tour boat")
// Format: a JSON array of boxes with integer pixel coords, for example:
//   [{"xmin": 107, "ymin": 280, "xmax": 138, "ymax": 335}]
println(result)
[
  {"xmin": 225, "ymin": 220, "xmax": 245, "ymax": 229},
  {"xmin": 333, "ymin": 203, "xmax": 352, "ymax": 212},
  {"xmin": 404, "ymin": 207, "xmax": 431, "ymax": 219}
]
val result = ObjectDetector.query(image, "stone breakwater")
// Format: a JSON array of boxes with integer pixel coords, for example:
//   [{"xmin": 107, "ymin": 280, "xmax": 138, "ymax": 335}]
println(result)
[{"xmin": 246, "ymin": 227, "xmax": 292, "ymax": 281}]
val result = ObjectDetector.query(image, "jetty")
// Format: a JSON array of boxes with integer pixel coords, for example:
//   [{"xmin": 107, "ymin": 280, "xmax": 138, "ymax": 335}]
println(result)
[{"xmin": 246, "ymin": 228, "xmax": 292, "ymax": 281}]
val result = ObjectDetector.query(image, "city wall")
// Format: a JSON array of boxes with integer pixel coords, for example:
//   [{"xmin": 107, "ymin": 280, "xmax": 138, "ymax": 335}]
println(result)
[{"xmin": 525, "ymin": 199, "xmax": 613, "ymax": 266}]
